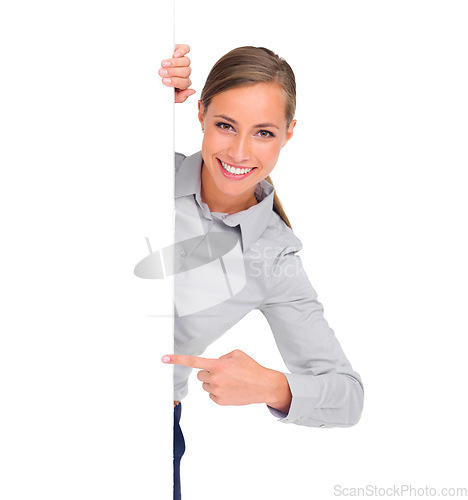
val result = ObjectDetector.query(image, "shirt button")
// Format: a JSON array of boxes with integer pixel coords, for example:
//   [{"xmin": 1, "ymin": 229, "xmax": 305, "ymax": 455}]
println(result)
[{"xmin": 180, "ymin": 250, "xmax": 187, "ymax": 257}]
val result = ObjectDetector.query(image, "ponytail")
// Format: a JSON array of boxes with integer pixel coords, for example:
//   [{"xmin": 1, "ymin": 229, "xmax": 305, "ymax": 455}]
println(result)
[{"xmin": 264, "ymin": 175, "xmax": 292, "ymax": 230}]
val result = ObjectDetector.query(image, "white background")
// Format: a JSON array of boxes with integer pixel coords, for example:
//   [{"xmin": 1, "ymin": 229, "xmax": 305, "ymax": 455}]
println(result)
[
  {"xmin": 1, "ymin": 1, "xmax": 467, "ymax": 499},
  {"xmin": 175, "ymin": 1, "xmax": 468, "ymax": 500}
]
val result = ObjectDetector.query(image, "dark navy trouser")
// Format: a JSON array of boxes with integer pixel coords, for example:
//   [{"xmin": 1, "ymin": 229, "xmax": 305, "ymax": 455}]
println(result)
[{"xmin": 173, "ymin": 402, "xmax": 185, "ymax": 500}]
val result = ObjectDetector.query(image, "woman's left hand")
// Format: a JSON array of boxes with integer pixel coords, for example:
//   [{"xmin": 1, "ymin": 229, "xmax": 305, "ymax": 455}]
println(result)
[{"xmin": 162, "ymin": 349, "xmax": 291, "ymax": 409}]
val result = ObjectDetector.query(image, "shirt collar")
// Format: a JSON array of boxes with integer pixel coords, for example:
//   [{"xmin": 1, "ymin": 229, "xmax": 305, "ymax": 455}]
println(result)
[{"xmin": 175, "ymin": 151, "xmax": 275, "ymax": 252}]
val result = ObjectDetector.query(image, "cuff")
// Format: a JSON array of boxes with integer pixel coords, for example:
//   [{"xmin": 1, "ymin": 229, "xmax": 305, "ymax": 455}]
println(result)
[{"xmin": 266, "ymin": 372, "xmax": 322, "ymax": 424}]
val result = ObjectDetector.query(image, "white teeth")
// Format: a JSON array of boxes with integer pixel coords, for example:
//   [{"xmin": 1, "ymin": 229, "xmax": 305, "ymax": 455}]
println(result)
[{"xmin": 220, "ymin": 160, "xmax": 253, "ymax": 175}]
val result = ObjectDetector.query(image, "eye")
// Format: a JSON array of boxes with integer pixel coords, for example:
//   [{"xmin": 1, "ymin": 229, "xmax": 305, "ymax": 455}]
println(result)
[
  {"xmin": 216, "ymin": 122, "xmax": 234, "ymax": 132},
  {"xmin": 257, "ymin": 130, "xmax": 275, "ymax": 138}
]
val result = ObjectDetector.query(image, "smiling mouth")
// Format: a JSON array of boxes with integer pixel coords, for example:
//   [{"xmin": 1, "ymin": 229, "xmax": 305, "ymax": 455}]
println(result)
[{"xmin": 217, "ymin": 158, "xmax": 257, "ymax": 176}]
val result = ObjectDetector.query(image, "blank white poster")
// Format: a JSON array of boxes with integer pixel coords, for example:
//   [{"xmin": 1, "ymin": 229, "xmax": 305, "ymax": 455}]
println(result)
[{"xmin": 1, "ymin": 1, "xmax": 175, "ymax": 499}]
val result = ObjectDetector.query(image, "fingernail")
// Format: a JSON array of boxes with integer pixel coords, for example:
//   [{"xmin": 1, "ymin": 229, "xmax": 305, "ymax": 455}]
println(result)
[
  {"xmin": 162, "ymin": 78, "xmax": 171, "ymax": 84},
  {"xmin": 173, "ymin": 51, "xmax": 181, "ymax": 58},
  {"xmin": 161, "ymin": 60, "xmax": 171, "ymax": 68},
  {"xmin": 161, "ymin": 355, "xmax": 171, "ymax": 363},
  {"xmin": 159, "ymin": 68, "xmax": 168, "ymax": 76}
]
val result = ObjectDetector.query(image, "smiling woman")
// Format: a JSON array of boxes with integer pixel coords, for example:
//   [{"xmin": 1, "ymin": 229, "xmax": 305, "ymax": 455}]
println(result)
[
  {"xmin": 198, "ymin": 46, "xmax": 297, "ymax": 225},
  {"xmin": 199, "ymin": 82, "xmax": 295, "ymax": 214},
  {"xmin": 159, "ymin": 44, "xmax": 364, "ymax": 500}
]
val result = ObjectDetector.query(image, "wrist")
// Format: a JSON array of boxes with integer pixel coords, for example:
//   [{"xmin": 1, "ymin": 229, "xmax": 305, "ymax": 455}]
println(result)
[{"xmin": 264, "ymin": 369, "xmax": 292, "ymax": 414}]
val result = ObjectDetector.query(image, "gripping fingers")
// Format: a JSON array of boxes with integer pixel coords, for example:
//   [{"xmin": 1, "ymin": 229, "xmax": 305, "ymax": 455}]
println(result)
[
  {"xmin": 173, "ymin": 44, "xmax": 190, "ymax": 58},
  {"xmin": 162, "ymin": 76, "xmax": 192, "ymax": 90},
  {"xmin": 158, "ymin": 66, "xmax": 192, "ymax": 79},
  {"xmin": 159, "ymin": 57, "xmax": 192, "ymax": 90},
  {"xmin": 160, "ymin": 44, "xmax": 194, "ymax": 102},
  {"xmin": 161, "ymin": 56, "xmax": 191, "ymax": 69},
  {"xmin": 197, "ymin": 370, "xmax": 210, "ymax": 382}
]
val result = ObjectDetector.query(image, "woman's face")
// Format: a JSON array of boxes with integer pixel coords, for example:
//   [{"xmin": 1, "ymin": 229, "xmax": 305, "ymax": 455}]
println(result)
[{"xmin": 198, "ymin": 82, "xmax": 296, "ymax": 202}]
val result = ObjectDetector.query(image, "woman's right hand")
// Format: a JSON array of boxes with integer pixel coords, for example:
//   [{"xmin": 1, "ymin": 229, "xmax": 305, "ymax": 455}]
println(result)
[{"xmin": 159, "ymin": 44, "xmax": 196, "ymax": 103}]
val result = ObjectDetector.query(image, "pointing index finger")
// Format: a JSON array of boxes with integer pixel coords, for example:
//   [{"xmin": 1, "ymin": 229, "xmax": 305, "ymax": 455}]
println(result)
[{"xmin": 162, "ymin": 354, "xmax": 216, "ymax": 370}]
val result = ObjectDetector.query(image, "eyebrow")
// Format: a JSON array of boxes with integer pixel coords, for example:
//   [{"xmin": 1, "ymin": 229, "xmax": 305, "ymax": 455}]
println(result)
[{"xmin": 213, "ymin": 114, "xmax": 280, "ymax": 130}]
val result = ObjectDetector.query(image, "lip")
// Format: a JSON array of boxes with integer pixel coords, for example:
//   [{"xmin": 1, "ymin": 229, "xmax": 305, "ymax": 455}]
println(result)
[{"xmin": 217, "ymin": 158, "xmax": 257, "ymax": 180}]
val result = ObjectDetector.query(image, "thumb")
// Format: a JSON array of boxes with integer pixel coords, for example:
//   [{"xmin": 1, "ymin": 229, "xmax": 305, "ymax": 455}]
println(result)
[{"xmin": 175, "ymin": 89, "xmax": 196, "ymax": 103}]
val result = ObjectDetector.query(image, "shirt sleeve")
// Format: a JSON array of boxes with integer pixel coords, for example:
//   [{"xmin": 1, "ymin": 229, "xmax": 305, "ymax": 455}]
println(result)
[{"xmin": 258, "ymin": 243, "xmax": 364, "ymax": 428}]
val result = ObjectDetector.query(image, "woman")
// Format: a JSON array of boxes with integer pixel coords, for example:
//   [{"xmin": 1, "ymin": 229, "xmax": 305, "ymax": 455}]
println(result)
[{"xmin": 159, "ymin": 44, "xmax": 364, "ymax": 499}]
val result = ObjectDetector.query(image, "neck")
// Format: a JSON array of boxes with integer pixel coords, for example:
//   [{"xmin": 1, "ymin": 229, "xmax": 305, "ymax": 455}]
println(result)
[{"xmin": 200, "ymin": 162, "xmax": 258, "ymax": 214}]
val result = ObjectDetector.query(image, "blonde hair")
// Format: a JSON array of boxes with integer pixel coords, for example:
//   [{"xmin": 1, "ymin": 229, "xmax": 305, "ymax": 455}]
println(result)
[{"xmin": 200, "ymin": 46, "xmax": 296, "ymax": 230}]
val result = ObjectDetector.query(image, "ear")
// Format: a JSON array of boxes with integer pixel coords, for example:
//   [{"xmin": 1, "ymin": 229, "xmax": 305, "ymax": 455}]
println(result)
[
  {"xmin": 197, "ymin": 100, "xmax": 205, "ymax": 130},
  {"xmin": 282, "ymin": 119, "xmax": 297, "ymax": 148}
]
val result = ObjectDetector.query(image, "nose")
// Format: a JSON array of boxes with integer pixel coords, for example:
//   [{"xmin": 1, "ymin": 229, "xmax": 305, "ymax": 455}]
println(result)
[{"xmin": 227, "ymin": 133, "xmax": 251, "ymax": 164}]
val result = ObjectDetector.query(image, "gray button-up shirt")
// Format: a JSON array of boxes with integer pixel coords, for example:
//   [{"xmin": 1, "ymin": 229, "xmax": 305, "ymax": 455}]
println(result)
[{"xmin": 173, "ymin": 151, "xmax": 364, "ymax": 427}]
